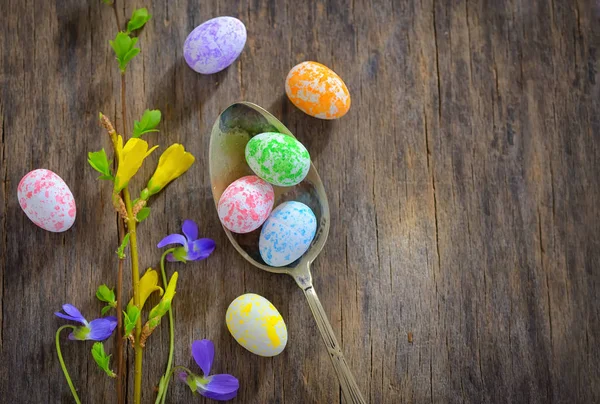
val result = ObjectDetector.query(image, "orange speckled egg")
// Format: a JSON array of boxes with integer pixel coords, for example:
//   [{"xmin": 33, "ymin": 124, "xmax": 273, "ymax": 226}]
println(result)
[{"xmin": 285, "ymin": 61, "xmax": 351, "ymax": 119}]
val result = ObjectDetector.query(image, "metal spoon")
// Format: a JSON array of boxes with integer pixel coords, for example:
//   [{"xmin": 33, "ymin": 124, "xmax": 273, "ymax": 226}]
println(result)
[{"xmin": 209, "ymin": 102, "xmax": 366, "ymax": 404}]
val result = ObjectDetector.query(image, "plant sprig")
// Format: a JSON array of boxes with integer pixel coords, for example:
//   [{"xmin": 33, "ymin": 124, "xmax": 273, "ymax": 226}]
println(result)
[
  {"xmin": 91, "ymin": 342, "xmax": 116, "ymax": 378},
  {"xmin": 109, "ymin": 8, "xmax": 152, "ymax": 72},
  {"xmin": 81, "ymin": 5, "xmax": 197, "ymax": 404},
  {"xmin": 110, "ymin": 32, "xmax": 140, "ymax": 72},
  {"xmin": 127, "ymin": 8, "xmax": 152, "ymax": 33},
  {"xmin": 116, "ymin": 233, "xmax": 131, "ymax": 259},
  {"xmin": 123, "ymin": 304, "xmax": 140, "ymax": 337},
  {"xmin": 96, "ymin": 284, "xmax": 117, "ymax": 315}
]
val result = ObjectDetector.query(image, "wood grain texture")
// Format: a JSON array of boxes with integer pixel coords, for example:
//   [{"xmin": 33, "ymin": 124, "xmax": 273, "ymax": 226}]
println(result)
[{"xmin": 1, "ymin": 0, "xmax": 599, "ymax": 403}]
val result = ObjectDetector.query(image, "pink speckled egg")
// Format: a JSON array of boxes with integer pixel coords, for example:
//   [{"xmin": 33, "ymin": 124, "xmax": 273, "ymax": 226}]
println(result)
[
  {"xmin": 218, "ymin": 175, "xmax": 274, "ymax": 234},
  {"xmin": 18, "ymin": 169, "xmax": 76, "ymax": 232}
]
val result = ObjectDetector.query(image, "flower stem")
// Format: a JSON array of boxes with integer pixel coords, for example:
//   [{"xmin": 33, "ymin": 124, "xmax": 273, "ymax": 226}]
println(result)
[
  {"xmin": 55, "ymin": 325, "xmax": 81, "ymax": 404},
  {"xmin": 124, "ymin": 187, "xmax": 143, "ymax": 404},
  {"xmin": 116, "ymin": 241, "xmax": 125, "ymax": 404},
  {"xmin": 117, "ymin": 65, "xmax": 128, "ymax": 404},
  {"xmin": 119, "ymin": 65, "xmax": 142, "ymax": 404},
  {"xmin": 155, "ymin": 248, "xmax": 176, "ymax": 404}
]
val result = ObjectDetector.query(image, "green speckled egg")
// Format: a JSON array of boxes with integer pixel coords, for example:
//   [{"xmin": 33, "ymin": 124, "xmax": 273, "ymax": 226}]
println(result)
[{"xmin": 245, "ymin": 132, "xmax": 310, "ymax": 187}]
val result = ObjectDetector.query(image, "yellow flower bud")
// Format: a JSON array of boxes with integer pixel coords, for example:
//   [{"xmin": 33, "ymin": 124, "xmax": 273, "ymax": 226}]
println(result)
[
  {"xmin": 144, "ymin": 144, "xmax": 195, "ymax": 198},
  {"xmin": 114, "ymin": 136, "xmax": 158, "ymax": 192},
  {"xmin": 146, "ymin": 272, "xmax": 178, "ymax": 332},
  {"xmin": 140, "ymin": 272, "xmax": 179, "ymax": 346},
  {"xmin": 128, "ymin": 268, "xmax": 163, "ymax": 310},
  {"xmin": 162, "ymin": 271, "xmax": 178, "ymax": 304}
]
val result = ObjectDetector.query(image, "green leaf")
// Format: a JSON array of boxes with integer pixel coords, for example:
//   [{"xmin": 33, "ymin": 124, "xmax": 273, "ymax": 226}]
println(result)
[
  {"xmin": 136, "ymin": 207, "xmax": 151, "ymax": 222},
  {"xmin": 96, "ymin": 284, "xmax": 116, "ymax": 306},
  {"xmin": 87, "ymin": 149, "xmax": 114, "ymax": 180},
  {"xmin": 123, "ymin": 305, "xmax": 140, "ymax": 337},
  {"xmin": 101, "ymin": 305, "xmax": 113, "ymax": 316},
  {"xmin": 109, "ymin": 32, "xmax": 131, "ymax": 58},
  {"xmin": 132, "ymin": 109, "xmax": 161, "ymax": 138},
  {"xmin": 101, "ymin": 0, "xmax": 113, "ymax": 4},
  {"xmin": 91, "ymin": 342, "xmax": 116, "ymax": 378},
  {"xmin": 127, "ymin": 8, "xmax": 152, "ymax": 33},
  {"xmin": 109, "ymin": 32, "xmax": 140, "ymax": 72},
  {"xmin": 116, "ymin": 233, "xmax": 131, "ymax": 259},
  {"xmin": 122, "ymin": 47, "xmax": 140, "ymax": 66}
]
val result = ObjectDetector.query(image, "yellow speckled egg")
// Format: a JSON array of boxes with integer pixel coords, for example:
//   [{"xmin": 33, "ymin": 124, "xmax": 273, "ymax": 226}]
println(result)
[
  {"xmin": 285, "ymin": 61, "xmax": 351, "ymax": 119},
  {"xmin": 226, "ymin": 293, "xmax": 287, "ymax": 357}
]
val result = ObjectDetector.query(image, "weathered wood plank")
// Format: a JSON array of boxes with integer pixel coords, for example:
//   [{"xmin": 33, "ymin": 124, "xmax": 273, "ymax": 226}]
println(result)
[{"xmin": 1, "ymin": 0, "xmax": 599, "ymax": 403}]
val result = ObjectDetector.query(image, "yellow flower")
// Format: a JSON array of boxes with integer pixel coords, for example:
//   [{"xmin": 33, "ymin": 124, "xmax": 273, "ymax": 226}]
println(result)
[
  {"xmin": 142, "ymin": 144, "xmax": 195, "ymax": 199},
  {"xmin": 114, "ymin": 136, "xmax": 158, "ymax": 192},
  {"xmin": 128, "ymin": 268, "xmax": 163, "ymax": 310},
  {"xmin": 140, "ymin": 272, "xmax": 179, "ymax": 345},
  {"xmin": 148, "ymin": 272, "xmax": 178, "ymax": 322}
]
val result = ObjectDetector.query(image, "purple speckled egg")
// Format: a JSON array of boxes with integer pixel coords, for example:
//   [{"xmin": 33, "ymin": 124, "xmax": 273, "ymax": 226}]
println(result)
[{"xmin": 183, "ymin": 16, "xmax": 247, "ymax": 74}]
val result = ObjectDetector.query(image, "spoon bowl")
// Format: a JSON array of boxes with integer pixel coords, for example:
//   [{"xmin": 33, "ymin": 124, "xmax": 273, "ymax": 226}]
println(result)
[{"xmin": 210, "ymin": 102, "xmax": 365, "ymax": 404}]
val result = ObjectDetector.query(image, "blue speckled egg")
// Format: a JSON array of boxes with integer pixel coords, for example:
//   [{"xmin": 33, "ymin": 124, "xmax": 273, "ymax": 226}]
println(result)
[{"xmin": 259, "ymin": 201, "xmax": 317, "ymax": 267}]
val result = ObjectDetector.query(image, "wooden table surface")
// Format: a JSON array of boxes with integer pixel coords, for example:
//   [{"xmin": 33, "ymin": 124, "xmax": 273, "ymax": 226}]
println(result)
[{"xmin": 1, "ymin": 0, "xmax": 599, "ymax": 403}]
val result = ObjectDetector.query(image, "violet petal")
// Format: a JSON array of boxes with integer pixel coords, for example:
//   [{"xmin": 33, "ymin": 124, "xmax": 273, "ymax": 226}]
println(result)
[
  {"xmin": 181, "ymin": 220, "xmax": 199, "ymax": 243},
  {"xmin": 191, "ymin": 339, "xmax": 214, "ymax": 377},
  {"xmin": 55, "ymin": 311, "xmax": 86, "ymax": 324},
  {"xmin": 201, "ymin": 374, "xmax": 240, "ymax": 401},
  {"xmin": 157, "ymin": 234, "xmax": 187, "ymax": 248},
  {"xmin": 187, "ymin": 238, "xmax": 216, "ymax": 261},
  {"xmin": 87, "ymin": 317, "xmax": 118, "ymax": 341},
  {"xmin": 61, "ymin": 304, "xmax": 86, "ymax": 323}
]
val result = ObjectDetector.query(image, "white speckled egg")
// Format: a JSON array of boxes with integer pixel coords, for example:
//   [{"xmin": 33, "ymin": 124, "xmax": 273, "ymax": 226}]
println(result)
[
  {"xmin": 226, "ymin": 293, "xmax": 287, "ymax": 357},
  {"xmin": 18, "ymin": 169, "xmax": 76, "ymax": 232},
  {"xmin": 259, "ymin": 201, "xmax": 317, "ymax": 267},
  {"xmin": 218, "ymin": 175, "xmax": 275, "ymax": 233}
]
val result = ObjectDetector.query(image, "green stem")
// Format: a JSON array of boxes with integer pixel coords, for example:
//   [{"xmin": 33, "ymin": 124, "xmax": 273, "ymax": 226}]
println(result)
[
  {"xmin": 121, "ymin": 73, "xmax": 128, "ymax": 140},
  {"xmin": 124, "ymin": 187, "xmax": 143, "ymax": 404},
  {"xmin": 112, "ymin": 0, "xmax": 121, "ymax": 31},
  {"xmin": 156, "ymin": 365, "xmax": 194, "ymax": 401},
  {"xmin": 55, "ymin": 325, "xmax": 82, "ymax": 404},
  {"xmin": 170, "ymin": 366, "xmax": 193, "ymax": 378},
  {"xmin": 155, "ymin": 248, "xmax": 176, "ymax": 404},
  {"xmin": 115, "ymin": 68, "xmax": 127, "ymax": 404}
]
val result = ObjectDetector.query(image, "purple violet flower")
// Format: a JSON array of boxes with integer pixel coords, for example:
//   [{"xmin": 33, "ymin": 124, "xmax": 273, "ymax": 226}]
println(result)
[
  {"xmin": 179, "ymin": 339, "xmax": 239, "ymax": 401},
  {"xmin": 54, "ymin": 304, "xmax": 117, "ymax": 341},
  {"xmin": 157, "ymin": 219, "xmax": 216, "ymax": 262}
]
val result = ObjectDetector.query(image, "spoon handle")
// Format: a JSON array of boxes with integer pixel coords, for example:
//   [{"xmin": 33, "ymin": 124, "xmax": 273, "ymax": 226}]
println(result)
[{"xmin": 303, "ymin": 286, "xmax": 367, "ymax": 404}]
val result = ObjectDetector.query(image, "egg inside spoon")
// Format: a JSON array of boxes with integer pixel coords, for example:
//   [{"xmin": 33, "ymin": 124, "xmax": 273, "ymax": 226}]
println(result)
[{"xmin": 209, "ymin": 102, "xmax": 328, "ymax": 273}]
